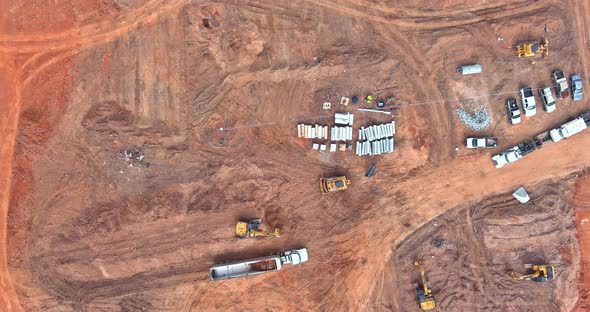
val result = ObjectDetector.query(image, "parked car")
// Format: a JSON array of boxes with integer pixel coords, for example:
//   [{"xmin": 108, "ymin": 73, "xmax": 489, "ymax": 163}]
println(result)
[
  {"xmin": 552, "ymin": 70, "xmax": 570, "ymax": 99},
  {"xmin": 506, "ymin": 97, "xmax": 521, "ymax": 124},
  {"xmin": 520, "ymin": 87, "xmax": 536, "ymax": 117},
  {"xmin": 465, "ymin": 137, "xmax": 498, "ymax": 149},
  {"xmin": 539, "ymin": 87, "xmax": 556, "ymax": 113},
  {"xmin": 572, "ymin": 74, "xmax": 583, "ymax": 101}
]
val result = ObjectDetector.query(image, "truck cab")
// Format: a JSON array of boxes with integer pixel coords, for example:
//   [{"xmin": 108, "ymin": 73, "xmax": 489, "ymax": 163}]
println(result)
[
  {"xmin": 572, "ymin": 74, "xmax": 583, "ymax": 101},
  {"xmin": 520, "ymin": 87, "xmax": 536, "ymax": 117},
  {"xmin": 539, "ymin": 87, "xmax": 556, "ymax": 113}
]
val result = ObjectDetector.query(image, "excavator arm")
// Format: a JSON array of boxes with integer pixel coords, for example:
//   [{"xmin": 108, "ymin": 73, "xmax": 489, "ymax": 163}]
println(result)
[{"xmin": 508, "ymin": 271, "xmax": 540, "ymax": 281}]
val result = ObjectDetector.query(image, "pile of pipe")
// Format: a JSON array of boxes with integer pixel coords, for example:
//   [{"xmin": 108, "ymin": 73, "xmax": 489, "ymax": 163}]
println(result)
[
  {"xmin": 358, "ymin": 122, "xmax": 395, "ymax": 141},
  {"xmin": 356, "ymin": 121, "xmax": 396, "ymax": 156},
  {"xmin": 356, "ymin": 138, "xmax": 394, "ymax": 156},
  {"xmin": 331, "ymin": 126, "xmax": 353, "ymax": 141},
  {"xmin": 297, "ymin": 124, "xmax": 328, "ymax": 139}
]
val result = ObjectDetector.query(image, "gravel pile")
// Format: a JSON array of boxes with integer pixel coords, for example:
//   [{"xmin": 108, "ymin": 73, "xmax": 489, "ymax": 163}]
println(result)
[{"xmin": 456, "ymin": 100, "xmax": 490, "ymax": 132}]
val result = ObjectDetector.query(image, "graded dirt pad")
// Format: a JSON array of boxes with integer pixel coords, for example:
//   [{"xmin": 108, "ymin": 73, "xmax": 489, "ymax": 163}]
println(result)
[
  {"xmin": 2, "ymin": 0, "xmax": 590, "ymax": 311},
  {"xmin": 384, "ymin": 178, "xmax": 580, "ymax": 312}
]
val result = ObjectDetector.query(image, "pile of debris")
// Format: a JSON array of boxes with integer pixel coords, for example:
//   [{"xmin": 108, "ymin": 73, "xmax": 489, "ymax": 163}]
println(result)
[
  {"xmin": 118, "ymin": 148, "xmax": 147, "ymax": 168},
  {"xmin": 456, "ymin": 100, "xmax": 490, "ymax": 132}
]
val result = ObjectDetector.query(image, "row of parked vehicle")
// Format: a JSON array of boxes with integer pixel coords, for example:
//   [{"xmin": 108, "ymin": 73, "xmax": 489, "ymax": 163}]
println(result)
[
  {"xmin": 506, "ymin": 70, "xmax": 584, "ymax": 124},
  {"xmin": 465, "ymin": 71, "xmax": 583, "ymax": 149}
]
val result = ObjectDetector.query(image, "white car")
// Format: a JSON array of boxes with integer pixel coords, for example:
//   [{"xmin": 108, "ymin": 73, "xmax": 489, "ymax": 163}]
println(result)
[
  {"xmin": 539, "ymin": 87, "xmax": 556, "ymax": 113},
  {"xmin": 520, "ymin": 87, "xmax": 536, "ymax": 117}
]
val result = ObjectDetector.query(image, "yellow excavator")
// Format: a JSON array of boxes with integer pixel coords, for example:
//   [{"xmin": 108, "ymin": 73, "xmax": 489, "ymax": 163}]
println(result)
[
  {"xmin": 516, "ymin": 37, "xmax": 548, "ymax": 58},
  {"xmin": 320, "ymin": 176, "xmax": 351, "ymax": 194},
  {"xmin": 414, "ymin": 259, "xmax": 436, "ymax": 311},
  {"xmin": 235, "ymin": 219, "xmax": 283, "ymax": 238},
  {"xmin": 507, "ymin": 264, "xmax": 555, "ymax": 282}
]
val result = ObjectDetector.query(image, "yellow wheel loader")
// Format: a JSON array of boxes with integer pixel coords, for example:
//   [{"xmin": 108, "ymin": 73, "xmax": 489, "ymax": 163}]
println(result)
[
  {"xmin": 414, "ymin": 259, "xmax": 436, "ymax": 311},
  {"xmin": 507, "ymin": 264, "xmax": 555, "ymax": 282},
  {"xmin": 235, "ymin": 219, "xmax": 283, "ymax": 238},
  {"xmin": 320, "ymin": 176, "xmax": 351, "ymax": 194}
]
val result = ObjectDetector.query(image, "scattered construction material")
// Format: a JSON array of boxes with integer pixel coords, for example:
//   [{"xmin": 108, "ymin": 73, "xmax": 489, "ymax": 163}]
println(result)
[
  {"xmin": 312, "ymin": 143, "xmax": 319, "ymax": 150},
  {"xmin": 458, "ymin": 64, "xmax": 482, "ymax": 75},
  {"xmin": 366, "ymin": 95, "xmax": 373, "ymax": 103},
  {"xmin": 456, "ymin": 100, "xmax": 490, "ymax": 132},
  {"xmin": 330, "ymin": 143, "xmax": 337, "ymax": 152},
  {"xmin": 320, "ymin": 176, "xmax": 351, "ymax": 194},
  {"xmin": 297, "ymin": 124, "xmax": 329, "ymax": 139},
  {"xmin": 351, "ymin": 96, "xmax": 359, "ymax": 104},
  {"xmin": 365, "ymin": 165, "xmax": 377, "ymax": 177},
  {"xmin": 493, "ymin": 111, "xmax": 590, "ymax": 168},
  {"xmin": 516, "ymin": 37, "xmax": 548, "ymax": 58},
  {"xmin": 507, "ymin": 264, "xmax": 555, "ymax": 282},
  {"xmin": 414, "ymin": 260, "xmax": 436, "ymax": 311},
  {"xmin": 330, "ymin": 126, "xmax": 353, "ymax": 141},
  {"xmin": 512, "ymin": 187, "xmax": 531, "ymax": 203},
  {"xmin": 431, "ymin": 236, "xmax": 444, "ymax": 248},
  {"xmin": 357, "ymin": 108, "xmax": 392, "ymax": 115},
  {"xmin": 340, "ymin": 96, "xmax": 350, "ymax": 106},
  {"xmin": 334, "ymin": 112, "xmax": 354, "ymax": 126},
  {"xmin": 323, "ymin": 102, "xmax": 331, "ymax": 110},
  {"xmin": 235, "ymin": 219, "xmax": 283, "ymax": 238},
  {"xmin": 210, "ymin": 248, "xmax": 308, "ymax": 281}
]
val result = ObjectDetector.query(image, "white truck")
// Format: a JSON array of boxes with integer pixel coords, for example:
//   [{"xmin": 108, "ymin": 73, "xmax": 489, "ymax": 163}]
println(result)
[
  {"xmin": 465, "ymin": 137, "xmax": 498, "ymax": 149},
  {"xmin": 549, "ymin": 116, "xmax": 588, "ymax": 142},
  {"xmin": 520, "ymin": 87, "xmax": 537, "ymax": 117},
  {"xmin": 492, "ymin": 146, "xmax": 522, "ymax": 168},
  {"xmin": 210, "ymin": 248, "xmax": 309, "ymax": 281},
  {"xmin": 492, "ymin": 111, "xmax": 590, "ymax": 168}
]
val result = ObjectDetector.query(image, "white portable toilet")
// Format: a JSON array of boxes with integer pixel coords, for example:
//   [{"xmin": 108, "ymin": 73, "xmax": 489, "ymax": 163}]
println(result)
[{"xmin": 458, "ymin": 64, "xmax": 482, "ymax": 75}]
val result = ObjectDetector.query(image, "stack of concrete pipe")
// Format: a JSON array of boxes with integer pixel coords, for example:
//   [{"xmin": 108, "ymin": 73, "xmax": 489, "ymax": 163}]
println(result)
[
  {"xmin": 355, "ymin": 121, "xmax": 396, "ymax": 156},
  {"xmin": 330, "ymin": 126, "xmax": 353, "ymax": 141},
  {"xmin": 297, "ymin": 124, "xmax": 329, "ymax": 139}
]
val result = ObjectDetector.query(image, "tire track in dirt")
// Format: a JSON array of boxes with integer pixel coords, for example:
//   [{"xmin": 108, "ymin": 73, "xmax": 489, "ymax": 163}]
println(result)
[
  {"xmin": 1, "ymin": 2, "xmax": 190, "ymax": 311},
  {"xmin": 304, "ymin": 0, "xmax": 551, "ymax": 30}
]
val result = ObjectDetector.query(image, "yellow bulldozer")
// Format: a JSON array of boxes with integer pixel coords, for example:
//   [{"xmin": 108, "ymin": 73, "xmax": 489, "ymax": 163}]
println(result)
[
  {"xmin": 507, "ymin": 264, "xmax": 555, "ymax": 282},
  {"xmin": 320, "ymin": 176, "xmax": 351, "ymax": 194},
  {"xmin": 235, "ymin": 219, "xmax": 283, "ymax": 238},
  {"xmin": 414, "ymin": 259, "xmax": 436, "ymax": 311},
  {"xmin": 516, "ymin": 37, "xmax": 548, "ymax": 58}
]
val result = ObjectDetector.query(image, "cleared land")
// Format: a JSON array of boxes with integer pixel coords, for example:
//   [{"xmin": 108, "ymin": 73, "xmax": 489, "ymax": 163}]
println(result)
[{"xmin": 1, "ymin": 0, "xmax": 590, "ymax": 311}]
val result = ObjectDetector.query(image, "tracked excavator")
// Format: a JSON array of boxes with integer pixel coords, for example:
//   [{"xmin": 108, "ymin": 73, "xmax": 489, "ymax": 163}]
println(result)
[
  {"xmin": 516, "ymin": 37, "xmax": 548, "ymax": 58},
  {"xmin": 235, "ymin": 219, "xmax": 283, "ymax": 238},
  {"xmin": 507, "ymin": 264, "xmax": 555, "ymax": 282},
  {"xmin": 414, "ymin": 259, "xmax": 436, "ymax": 311},
  {"xmin": 320, "ymin": 176, "xmax": 351, "ymax": 194}
]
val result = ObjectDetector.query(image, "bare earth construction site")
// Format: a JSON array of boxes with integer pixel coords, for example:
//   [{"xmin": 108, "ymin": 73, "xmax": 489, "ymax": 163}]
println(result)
[{"xmin": 2, "ymin": 0, "xmax": 590, "ymax": 311}]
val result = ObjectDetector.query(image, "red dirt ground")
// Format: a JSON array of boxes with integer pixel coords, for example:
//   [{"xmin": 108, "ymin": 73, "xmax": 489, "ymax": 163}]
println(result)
[{"xmin": 2, "ymin": 0, "xmax": 590, "ymax": 311}]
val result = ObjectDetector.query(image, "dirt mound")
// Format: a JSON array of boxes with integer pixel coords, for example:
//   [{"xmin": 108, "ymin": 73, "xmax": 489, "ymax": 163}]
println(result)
[{"xmin": 385, "ymin": 179, "xmax": 579, "ymax": 311}]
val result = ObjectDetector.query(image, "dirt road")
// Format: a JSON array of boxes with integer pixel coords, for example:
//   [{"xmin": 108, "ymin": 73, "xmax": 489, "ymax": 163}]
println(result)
[{"xmin": 2, "ymin": 0, "xmax": 590, "ymax": 311}]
